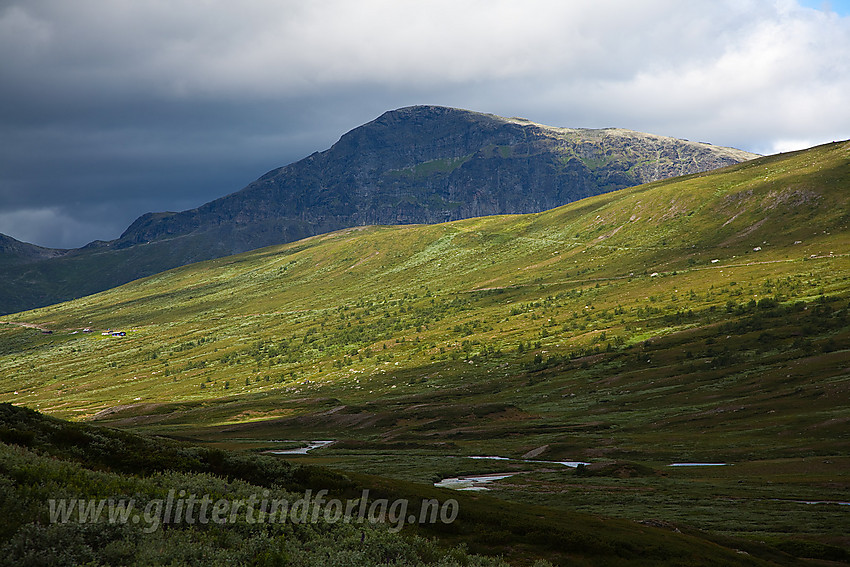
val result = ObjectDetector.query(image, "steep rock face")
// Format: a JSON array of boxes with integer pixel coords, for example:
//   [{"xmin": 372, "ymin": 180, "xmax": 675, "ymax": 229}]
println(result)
[
  {"xmin": 115, "ymin": 106, "xmax": 757, "ymax": 251},
  {"xmin": 0, "ymin": 106, "xmax": 758, "ymax": 314}
]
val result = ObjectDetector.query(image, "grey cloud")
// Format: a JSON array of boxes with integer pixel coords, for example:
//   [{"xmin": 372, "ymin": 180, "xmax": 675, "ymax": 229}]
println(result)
[{"xmin": 0, "ymin": 0, "xmax": 848, "ymax": 248}]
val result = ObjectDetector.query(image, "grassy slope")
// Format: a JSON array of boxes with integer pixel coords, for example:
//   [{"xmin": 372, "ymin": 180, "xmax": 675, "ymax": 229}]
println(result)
[{"xmin": 1, "ymin": 140, "xmax": 848, "ymax": 561}]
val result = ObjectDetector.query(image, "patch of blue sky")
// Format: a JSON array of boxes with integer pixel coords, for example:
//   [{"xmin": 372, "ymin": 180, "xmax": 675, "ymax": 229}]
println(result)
[{"xmin": 798, "ymin": 0, "xmax": 850, "ymax": 16}]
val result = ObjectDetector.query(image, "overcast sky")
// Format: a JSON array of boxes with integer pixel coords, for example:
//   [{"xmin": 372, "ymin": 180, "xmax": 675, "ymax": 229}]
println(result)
[{"xmin": 1, "ymin": 0, "xmax": 848, "ymax": 249}]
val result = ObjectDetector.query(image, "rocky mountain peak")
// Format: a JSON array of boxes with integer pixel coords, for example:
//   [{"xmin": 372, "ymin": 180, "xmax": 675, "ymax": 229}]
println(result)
[{"xmin": 0, "ymin": 106, "xmax": 759, "ymax": 314}]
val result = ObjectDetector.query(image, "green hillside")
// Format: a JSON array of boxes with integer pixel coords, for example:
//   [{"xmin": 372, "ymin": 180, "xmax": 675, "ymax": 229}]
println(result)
[
  {"xmin": 1, "ymin": 140, "xmax": 848, "ymax": 563},
  {"xmin": 0, "ymin": 105, "xmax": 758, "ymax": 315}
]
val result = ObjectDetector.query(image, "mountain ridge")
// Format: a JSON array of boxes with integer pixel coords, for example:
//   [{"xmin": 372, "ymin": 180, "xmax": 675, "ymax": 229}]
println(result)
[
  {"xmin": 114, "ymin": 106, "xmax": 756, "ymax": 246},
  {"xmin": 0, "ymin": 105, "xmax": 758, "ymax": 314}
]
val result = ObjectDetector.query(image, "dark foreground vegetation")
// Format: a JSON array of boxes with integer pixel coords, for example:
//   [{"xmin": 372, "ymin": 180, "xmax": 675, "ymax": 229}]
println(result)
[{"xmin": 0, "ymin": 403, "xmax": 813, "ymax": 566}]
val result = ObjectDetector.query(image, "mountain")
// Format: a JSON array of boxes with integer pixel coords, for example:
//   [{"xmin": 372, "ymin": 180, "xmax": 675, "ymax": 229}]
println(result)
[
  {"xmin": 0, "ymin": 233, "xmax": 68, "ymax": 263},
  {"xmin": 1, "ymin": 139, "xmax": 848, "ymax": 561},
  {"xmin": 114, "ymin": 106, "xmax": 756, "ymax": 245},
  {"xmin": 0, "ymin": 105, "xmax": 757, "ymax": 314}
]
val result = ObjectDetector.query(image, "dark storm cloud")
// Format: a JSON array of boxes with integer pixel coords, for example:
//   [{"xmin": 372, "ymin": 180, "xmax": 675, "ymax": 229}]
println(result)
[{"xmin": 1, "ymin": 0, "xmax": 848, "ymax": 248}]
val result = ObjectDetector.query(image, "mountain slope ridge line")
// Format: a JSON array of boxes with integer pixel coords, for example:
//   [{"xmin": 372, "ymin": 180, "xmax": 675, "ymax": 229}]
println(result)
[{"xmin": 0, "ymin": 104, "xmax": 758, "ymax": 314}]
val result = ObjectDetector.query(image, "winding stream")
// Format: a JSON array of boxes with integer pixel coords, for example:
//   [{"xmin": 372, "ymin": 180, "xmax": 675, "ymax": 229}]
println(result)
[
  {"xmin": 266, "ymin": 440, "xmax": 335, "ymax": 455},
  {"xmin": 434, "ymin": 455, "xmax": 590, "ymax": 491},
  {"xmin": 265, "ymin": 447, "xmax": 846, "ymax": 504},
  {"xmin": 434, "ymin": 473, "xmax": 519, "ymax": 491}
]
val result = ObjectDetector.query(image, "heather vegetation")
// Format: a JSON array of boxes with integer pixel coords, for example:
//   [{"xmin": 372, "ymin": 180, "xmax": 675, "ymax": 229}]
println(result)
[
  {"xmin": 1, "ymin": 403, "xmax": 792, "ymax": 566},
  {"xmin": 0, "ymin": 405, "xmax": 511, "ymax": 567}
]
